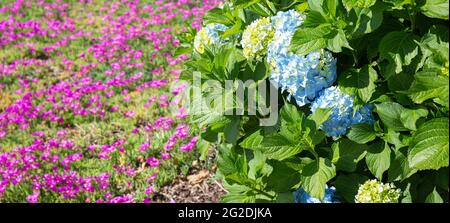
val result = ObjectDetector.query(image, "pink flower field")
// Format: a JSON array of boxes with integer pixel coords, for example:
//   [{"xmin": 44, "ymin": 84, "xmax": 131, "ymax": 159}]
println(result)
[{"xmin": 0, "ymin": 0, "xmax": 221, "ymax": 203}]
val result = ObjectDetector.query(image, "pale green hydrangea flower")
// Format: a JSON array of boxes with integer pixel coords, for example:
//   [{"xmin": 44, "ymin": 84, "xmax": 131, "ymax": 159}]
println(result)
[
  {"xmin": 355, "ymin": 179, "xmax": 401, "ymax": 203},
  {"xmin": 193, "ymin": 23, "xmax": 228, "ymax": 54},
  {"xmin": 241, "ymin": 17, "xmax": 275, "ymax": 61}
]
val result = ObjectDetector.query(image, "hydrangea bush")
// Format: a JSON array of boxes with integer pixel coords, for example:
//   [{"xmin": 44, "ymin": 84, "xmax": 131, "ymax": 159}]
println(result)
[{"xmin": 179, "ymin": 0, "xmax": 449, "ymax": 203}]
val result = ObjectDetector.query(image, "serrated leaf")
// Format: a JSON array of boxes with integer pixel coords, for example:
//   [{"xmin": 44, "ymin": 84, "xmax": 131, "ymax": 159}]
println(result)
[
  {"xmin": 224, "ymin": 116, "xmax": 240, "ymax": 144},
  {"xmin": 382, "ymin": 128, "xmax": 407, "ymax": 150},
  {"xmin": 327, "ymin": 29, "xmax": 353, "ymax": 53},
  {"xmin": 339, "ymin": 65, "xmax": 378, "ymax": 103},
  {"xmin": 366, "ymin": 141, "xmax": 391, "ymax": 180},
  {"xmin": 301, "ymin": 158, "xmax": 336, "ymax": 200},
  {"xmin": 248, "ymin": 151, "xmax": 267, "ymax": 180},
  {"xmin": 400, "ymin": 107, "xmax": 428, "ymax": 131},
  {"xmin": 351, "ymin": 2, "xmax": 384, "ymax": 37},
  {"xmin": 343, "ymin": 0, "xmax": 377, "ymax": 11},
  {"xmin": 347, "ymin": 123, "xmax": 377, "ymax": 144},
  {"xmin": 379, "ymin": 31, "xmax": 420, "ymax": 74},
  {"xmin": 420, "ymin": 0, "xmax": 449, "ymax": 20},
  {"xmin": 276, "ymin": 192, "xmax": 295, "ymax": 203},
  {"xmin": 290, "ymin": 26, "xmax": 332, "ymax": 56},
  {"xmin": 405, "ymin": 71, "xmax": 449, "ymax": 107},
  {"xmin": 240, "ymin": 131, "xmax": 304, "ymax": 161},
  {"xmin": 331, "ymin": 139, "xmax": 368, "ymax": 172},
  {"xmin": 308, "ymin": 107, "xmax": 332, "ymax": 128},
  {"xmin": 388, "ymin": 148, "xmax": 417, "ymax": 182},
  {"xmin": 375, "ymin": 102, "xmax": 408, "ymax": 131},
  {"xmin": 266, "ymin": 160, "xmax": 302, "ymax": 192},
  {"xmin": 203, "ymin": 8, "xmax": 233, "ymax": 25},
  {"xmin": 334, "ymin": 174, "xmax": 369, "ymax": 203},
  {"xmin": 221, "ymin": 184, "xmax": 256, "ymax": 203},
  {"xmin": 408, "ymin": 118, "xmax": 449, "ymax": 170},
  {"xmin": 425, "ymin": 187, "xmax": 444, "ymax": 203}
]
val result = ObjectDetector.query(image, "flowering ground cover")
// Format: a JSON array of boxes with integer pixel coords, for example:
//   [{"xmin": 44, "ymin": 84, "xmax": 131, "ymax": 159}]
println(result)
[
  {"xmin": 0, "ymin": 0, "xmax": 221, "ymax": 203},
  {"xmin": 1, "ymin": 0, "xmax": 449, "ymax": 204}
]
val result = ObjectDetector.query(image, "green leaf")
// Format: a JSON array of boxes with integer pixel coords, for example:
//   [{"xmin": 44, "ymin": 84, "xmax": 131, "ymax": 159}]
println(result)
[
  {"xmin": 303, "ymin": 11, "xmax": 328, "ymax": 28},
  {"xmin": 217, "ymin": 144, "xmax": 246, "ymax": 180},
  {"xmin": 420, "ymin": 0, "xmax": 449, "ymax": 20},
  {"xmin": 425, "ymin": 187, "xmax": 444, "ymax": 203},
  {"xmin": 308, "ymin": 108, "xmax": 332, "ymax": 128},
  {"xmin": 382, "ymin": 128, "xmax": 407, "ymax": 150},
  {"xmin": 350, "ymin": 2, "xmax": 384, "ymax": 37},
  {"xmin": 327, "ymin": 29, "xmax": 352, "ymax": 53},
  {"xmin": 405, "ymin": 71, "xmax": 449, "ymax": 107},
  {"xmin": 203, "ymin": 8, "xmax": 233, "ymax": 25},
  {"xmin": 222, "ymin": 20, "xmax": 242, "ymax": 39},
  {"xmin": 248, "ymin": 2, "xmax": 276, "ymax": 16},
  {"xmin": 347, "ymin": 123, "xmax": 377, "ymax": 144},
  {"xmin": 301, "ymin": 158, "xmax": 336, "ymax": 199},
  {"xmin": 331, "ymin": 139, "xmax": 368, "ymax": 172},
  {"xmin": 290, "ymin": 26, "xmax": 332, "ymax": 56},
  {"xmin": 343, "ymin": 0, "xmax": 376, "ymax": 11},
  {"xmin": 266, "ymin": 160, "xmax": 302, "ymax": 192},
  {"xmin": 366, "ymin": 141, "xmax": 391, "ymax": 180},
  {"xmin": 339, "ymin": 65, "xmax": 378, "ymax": 103},
  {"xmin": 408, "ymin": 118, "xmax": 449, "ymax": 170},
  {"xmin": 388, "ymin": 147, "xmax": 417, "ymax": 182},
  {"xmin": 197, "ymin": 139, "xmax": 211, "ymax": 161},
  {"xmin": 276, "ymin": 192, "xmax": 295, "ymax": 203},
  {"xmin": 417, "ymin": 29, "xmax": 449, "ymax": 74},
  {"xmin": 240, "ymin": 131, "xmax": 305, "ymax": 161},
  {"xmin": 325, "ymin": 0, "xmax": 339, "ymax": 18},
  {"xmin": 240, "ymin": 130, "xmax": 264, "ymax": 149},
  {"xmin": 259, "ymin": 134, "xmax": 304, "ymax": 160},
  {"xmin": 382, "ymin": 0, "xmax": 413, "ymax": 9},
  {"xmin": 400, "ymin": 107, "xmax": 428, "ymax": 131},
  {"xmin": 375, "ymin": 102, "xmax": 408, "ymax": 131},
  {"xmin": 378, "ymin": 31, "xmax": 420, "ymax": 74},
  {"xmin": 224, "ymin": 117, "xmax": 240, "ymax": 144},
  {"xmin": 174, "ymin": 44, "xmax": 192, "ymax": 58},
  {"xmin": 308, "ymin": 0, "xmax": 325, "ymax": 15},
  {"xmin": 334, "ymin": 174, "xmax": 369, "ymax": 202},
  {"xmin": 248, "ymin": 151, "xmax": 267, "ymax": 180},
  {"xmin": 221, "ymin": 184, "xmax": 257, "ymax": 203}
]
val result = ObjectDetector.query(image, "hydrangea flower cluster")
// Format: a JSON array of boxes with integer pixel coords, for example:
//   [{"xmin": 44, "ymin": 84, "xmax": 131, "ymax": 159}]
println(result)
[
  {"xmin": 267, "ymin": 10, "xmax": 337, "ymax": 106},
  {"xmin": 355, "ymin": 179, "xmax": 401, "ymax": 203},
  {"xmin": 310, "ymin": 86, "xmax": 375, "ymax": 138},
  {"xmin": 293, "ymin": 186, "xmax": 339, "ymax": 203},
  {"xmin": 194, "ymin": 23, "xmax": 229, "ymax": 54},
  {"xmin": 241, "ymin": 17, "xmax": 275, "ymax": 61}
]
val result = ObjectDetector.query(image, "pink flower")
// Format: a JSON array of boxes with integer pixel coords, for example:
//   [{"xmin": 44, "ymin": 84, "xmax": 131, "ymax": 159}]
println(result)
[
  {"xmin": 139, "ymin": 143, "xmax": 150, "ymax": 151},
  {"xmin": 161, "ymin": 152, "xmax": 170, "ymax": 160},
  {"xmin": 124, "ymin": 111, "xmax": 135, "ymax": 118},
  {"xmin": 26, "ymin": 191, "xmax": 40, "ymax": 203},
  {"xmin": 146, "ymin": 157, "xmax": 160, "ymax": 168},
  {"xmin": 145, "ymin": 186, "xmax": 154, "ymax": 195}
]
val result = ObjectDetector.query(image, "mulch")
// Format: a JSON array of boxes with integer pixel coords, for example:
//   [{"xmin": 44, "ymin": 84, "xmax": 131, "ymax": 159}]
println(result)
[{"xmin": 153, "ymin": 150, "xmax": 226, "ymax": 203}]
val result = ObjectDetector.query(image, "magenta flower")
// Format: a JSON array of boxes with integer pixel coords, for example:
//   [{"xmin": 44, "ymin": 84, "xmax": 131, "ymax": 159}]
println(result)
[
  {"xmin": 26, "ymin": 191, "xmax": 40, "ymax": 203},
  {"xmin": 146, "ymin": 157, "xmax": 160, "ymax": 168}
]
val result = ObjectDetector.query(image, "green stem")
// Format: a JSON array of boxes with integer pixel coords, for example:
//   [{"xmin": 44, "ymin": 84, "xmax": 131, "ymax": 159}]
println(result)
[
  {"xmin": 408, "ymin": 3, "xmax": 416, "ymax": 32},
  {"xmin": 251, "ymin": 185, "xmax": 275, "ymax": 199}
]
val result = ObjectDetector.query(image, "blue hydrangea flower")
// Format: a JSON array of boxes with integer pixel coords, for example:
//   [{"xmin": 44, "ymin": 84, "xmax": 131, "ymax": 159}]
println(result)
[
  {"xmin": 310, "ymin": 86, "xmax": 375, "ymax": 138},
  {"xmin": 194, "ymin": 23, "xmax": 229, "ymax": 54},
  {"xmin": 267, "ymin": 10, "xmax": 337, "ymax": 106},
  {"xmin": 293, "ymin": 186, "xmax": 339, "ymax": 203}
]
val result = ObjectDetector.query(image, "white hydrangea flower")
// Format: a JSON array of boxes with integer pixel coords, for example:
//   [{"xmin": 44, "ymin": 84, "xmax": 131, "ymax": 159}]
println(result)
[
  {"xmin": 241, "ymin": 17, "xmax": 275, "ymax": 61},
  {"xmin": 355, "ymin": 179, "xmax": 401, "ymax": 203},
  {"xmin": 193, "ymin": 23, "xmax": 228, "ymax": 54}
]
